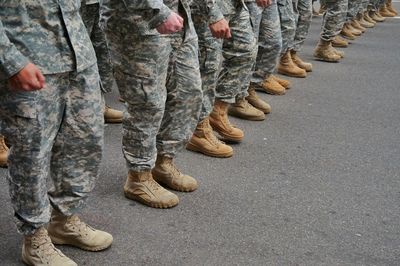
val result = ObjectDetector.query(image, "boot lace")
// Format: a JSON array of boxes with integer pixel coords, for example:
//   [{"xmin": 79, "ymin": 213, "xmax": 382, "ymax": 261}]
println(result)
[
  {"xmin": 31, "ymin": 233, "xmax": 64, "ymax": 262},
  {"xmin": 0, "ymin": 138, "xmax": 7, "ymax": 152},
  {"xmin": 66, "ymin": 215, "xmax": 95, "ymax": 238}
]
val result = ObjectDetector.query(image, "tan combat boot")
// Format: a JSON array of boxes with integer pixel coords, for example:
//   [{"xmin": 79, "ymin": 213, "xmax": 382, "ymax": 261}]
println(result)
[
  {"xmin": 22, "ymin": 227, "xmax": 77, "ymax": 266},
  {"xmin": 228, "ymin": 98, "xmax": 265, "ymax": 121},
  {"xmin": 332, "ymin": 35, "xmax": 349, "ymax": 48},
  {"xmin": 152, "ymin": 155, "xmax": 198, "ymax": 192},
  {"xmin": 358, "ymin": 13, "xmax": 375, "ymax": 28},
  {"xmin": 290, "ymin": 50, "xmax": 313, "ymax": 72},
  {"xmin": 271, "ymin": 75, "xmax": 291, "ymax": 89},
  {"xmin": 341, "ymin": 23, "xmax": 357, "ymax": 40},
  {"xmin": 48, "ymin": 211, "xmax": 113, "ymax": 252},
  {"xmin": 379, "ymin": 5, "xmax": 395, "ymax": 17},
  {"xmin": 386, "ymin": 0, "xmax": 398, "ymax": 15},
  {"xmin": 277, "ymin": 51, "xmax": 307, "ymax": 78},
  {"xmin": 351, "ymin": 19, "xmax": 366, "ymax": 33},
  {"xmin": 258, "ymin": 76, "xmax": 286, "ymax": 95},
  {"xmin": 246, "ymin": 88, "xmax": 271, "ymax": 114},
  {"xmin": 124, "ymin": 171, "xmax": 179, "ymax": 208},
  {"xmin": 332, "ymin": 47, "xmax": 345, "ymax": 58},
  {"xmin": 209, "ymin": 100, "xmax": 244, "ymax": 142},
  {"xmin": 0, "ymin": 135, "xmax": 8, "ymax": 168},
  {"xmin": 372, "ymin": 10, "xmax": 386, "ymax": 21},
  {"xmin": 364, "ymin": 11, "xmax": 377, "ymax": 25},
  {"xmin": 186, "ymin": 118, "xmax": 233, "ymax": 158},
  {"xmin": 313, "ymin": 40, "xmax": 341, "ymax": 62},
  {"xmin": 104, "ymin": 106, "xmax": 123, "ymax": 123},
  {"xmin": 347, "ymin": 22, "xmax": 363, "ymax": 36}
]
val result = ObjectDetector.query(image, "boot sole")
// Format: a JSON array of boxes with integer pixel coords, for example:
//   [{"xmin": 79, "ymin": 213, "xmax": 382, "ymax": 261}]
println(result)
[
  {"xmin": 0, "ymin": 161, "xmax": 8, "ymax": 168},
  {"xmin": 153, "ymin": 179, "xmax": 198, "ymax": 193},
  {"xmin": 313, "ymin": 56, "xmax": 340, "ymax": 63},
  {"xmin": 49, "ymin": 235, "xmax": 113, "ymax": 252},
  {"xmin": 186, "ymin": 142, "xmax": 233, "ymax": 158},
  {"xmin": 208, "ymin": 122, "xmax": 244, "ymax": 143},
  {"xmin": 228, "ymin": 112, "xmax": 265, "ymax": 121},
  {"xmin": 104, "ymin": 118, "xmax": 122, "ymax": 123},
  {"xmin": 277, "ymin": 70, "xmax": 307, "ymax": 78},
  {"xmin": 124, "ymin": 192, "xmax": 178, "ymax": 209},
  {"xmin": 256, "ymin": 87, "xmax": 286, "ymax": 95},
  {"xmin": 332, "ymin": 43, "xmax": 349, "ymax": 48}
]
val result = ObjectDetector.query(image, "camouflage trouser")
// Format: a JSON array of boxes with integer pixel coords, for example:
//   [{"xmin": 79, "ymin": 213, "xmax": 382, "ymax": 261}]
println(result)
[
  {"xmin": 80, "ymin": 3, "xmax": 114, "ymax": 94},
  {"xmin": 347, "ymin": 0, "xmax": 363, "ymax": 20},
  {"xmin": 277, "ymin": 0, "xmax": 297, "ymax": 54},
  {"xmin": 248, "ymin": 0, "xmax": 283, "ymax": 84},
  {"xmin": 360, "ymin": 0, "xmax": 370, "ymax": 12},
  {"xmin": 292, "ymin": 0, "xmax": 313, "ymax": 52},
  {"xmin": 369, "ymin": 0, "xmax": 386, "ymax": 10},
  {"xmin": 193, "ymin": 6, "xmax": 256, "ymax": 120},
  {"xmin": 217, "ymin": 7, "xmax": 257, "ymax": 102},
  {"xmin": 0, "ymin": 65, "xmax": 103, "ymax": 235},
  {"xmin": 320, "ymin": 0, "xmax": 348, "ymax": 41},
  {"xmin": 105, "ymin": 25, "xmax": 202, "ymax": 171}
]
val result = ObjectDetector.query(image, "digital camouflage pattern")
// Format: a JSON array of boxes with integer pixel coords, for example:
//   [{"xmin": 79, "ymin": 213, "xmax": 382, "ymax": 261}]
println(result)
[
  {"xmin": 0, "ymin": 1, "xmax": 102, "ymax": 235},
  {"xmin": 249, "ymin": 0, "xmax": 283, "ymax": 84},
  {"xmin": 81, "ymin": 1, "xmax": 115, "ymax": 93},
  {"xmin": 101, "ymin": 0, "xmax": 202, "ymax": 171},
  {"xmin": 191, "ymin": 0, "xmax": 256, "ymax": 120},
  {"xmin": 277, "ymin": 0, "xmax": 297, "ymax": 54},
  {"xmin": 292, "ymin": 0, "xmax": 313, "ymax": 52},
  {"xmin": 320, "ymin": 0, "xmax": 348, "ymax": 41},
  {"xmin": 216, "ymin": 3, "xmax": 257, "ymax": 102},
  {"xmin": 0, "ymin": 0, "xmax": 96, "ymax": 79},
  {"xmin": 347, "ymin": 0, "xmax": 363, "ymax": 20}
]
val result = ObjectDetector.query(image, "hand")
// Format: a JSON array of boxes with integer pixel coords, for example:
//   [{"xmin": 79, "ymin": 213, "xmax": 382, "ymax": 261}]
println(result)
[
  {"xmin": 209, "ymin": 19, "xmax": 231, "ymax": 39},
  {"xmin": 8, "ymin": 63, "xmax": 46, "ymax": 91},
  {"xmin": 156, "ymin": 12, "xmax": 184, "ymax": 34},
  {"xmin": 256, "ymin": 0, "xmax": 272, "ymax": 8}
]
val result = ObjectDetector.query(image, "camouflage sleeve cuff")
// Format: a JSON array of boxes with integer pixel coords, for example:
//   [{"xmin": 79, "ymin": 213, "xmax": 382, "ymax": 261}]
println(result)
[
  {"xmin": 208, "ymin": 6, "xmax": 225, "ymax": 24},
  {"xmin": 148, "ymin": 4, "xmax": 172, "ymax": 29},
  {"xmin": 0, "ymin": 22, "xmax": 30, "ymax": 78}
]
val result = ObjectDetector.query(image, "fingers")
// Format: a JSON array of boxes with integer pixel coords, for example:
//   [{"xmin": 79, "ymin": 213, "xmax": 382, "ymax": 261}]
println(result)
[{"xmin": 36, "ymin": 69, "xmax": 46, "ymax": 89}]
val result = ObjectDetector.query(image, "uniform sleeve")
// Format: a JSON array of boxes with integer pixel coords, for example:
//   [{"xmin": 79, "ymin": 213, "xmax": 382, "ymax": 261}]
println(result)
[
  {"xmin": 207, "ymin": 0, "xmax": 225, "ymax": 24},
  {"xmin": 125, "ymin": 0, "xmax": 173, "ymax": 29},
  {"xmin": 0, "ymin": 20, "xmax": 29, "ymax": 78}
]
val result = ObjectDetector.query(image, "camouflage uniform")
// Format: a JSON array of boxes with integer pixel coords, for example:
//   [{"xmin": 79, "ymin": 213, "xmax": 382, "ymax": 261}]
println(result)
[
  {"xmin": 247, "ymin": 0, "xmax": 283, "ymax": 84},
  {"xmin": 277, "ymin": 0, "xmax": 297, "ymax": 54},
  {"xmin": 101, "ymin": 0, "xmax": 202, "ymax": 171},
  {"xmin": 80, "ymin": 0, "xmax": 114, "ymax": 93},
  {"xmin": 191, "ymin": 0, "xmax": 257, "ymax": 120},
  {"xmin": 320, "ymin": 0, "xmax": 349, "ymax": 41},
  {"xmin": 0, "ymin": 1, "xmax": 102, "ymax": 235},
  {"xmin": 292, "ymin": 0, "xmax": 313, "ymax": 52},
  {"xmin": 347, "ymin": 0, "xmax": 363, "ymax": 21}
]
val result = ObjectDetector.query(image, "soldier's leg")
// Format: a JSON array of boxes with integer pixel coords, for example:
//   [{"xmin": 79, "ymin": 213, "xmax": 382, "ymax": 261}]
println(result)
[
  {"xmin": 217, "ymin": 7, "xmax": 262, "ymax": 121},
  {"xmin": 186, "ymin": 14, "xmax": 234, "ymax": 158},
  {"xmin": 277, "ymin": 0, "xmax": 307, "ymax": 77},
  {"xmin": 0, "ymin": 75, "xmax": 67, "ymax": 235},
  {"xmin": 314, "ymin": 0, "xmax": 348, "ymax": 62},
  {"xmin": 48, "ymin": 65, "xmax": 103, "ymax": 215},
  {"xmin": 291, "ymin": 0, "xmax": 314, "ymax": 72},
  {"xmin": 252, "ymin": 1, "xmax": 287, "ymax": 95},
  {"xmin": 46, "ymin": 65, "xmax": 112, "ymax": 252},
  {"xmin": 292, "ymin": 0, "xmax": 313, "ymax": 52},
  {"xmin": 107, "ymin": 30, "xmax": 179, "ymax": 208},
  {"xmin": 152, "ymin": 32, "xmax": 203, "ymax": 192}
]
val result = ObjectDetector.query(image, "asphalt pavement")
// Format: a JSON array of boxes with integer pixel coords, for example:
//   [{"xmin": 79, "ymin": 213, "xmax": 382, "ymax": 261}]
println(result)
[{"xmin": 1, "ymin": 6, "xmax": 400, "ymax": 266}]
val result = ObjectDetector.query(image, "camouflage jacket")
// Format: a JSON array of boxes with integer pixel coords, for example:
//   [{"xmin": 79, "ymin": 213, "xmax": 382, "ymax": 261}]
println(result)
[
  {"xmin": 0, "ymin": 0, "xmax": 95, "ymax": 79},
  {"xmin": 191, "ymin": 0, "xmax": 224, "ymax": 23},
  {"xmin": 100, "ymin": 0, "xmax": 194, "ymax": 36}
]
